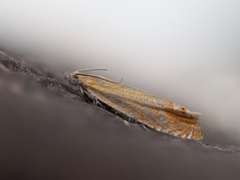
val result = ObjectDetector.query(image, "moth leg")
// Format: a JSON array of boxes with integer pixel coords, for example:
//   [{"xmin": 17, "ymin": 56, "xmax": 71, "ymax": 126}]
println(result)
[
  {"xmin": 94, "ymin": 98, "xmax": 104, "ymax": 107},
  {"xmin": 79, "ymin": 86, "xmax": 84, "ymax": 95},
  {"xmin": 139, "ymin": 123, "xmax": 150, "ymax": 131},
  {"xmin": 82, "ymin": 89, "xmax": 103, "ymax": 107}
]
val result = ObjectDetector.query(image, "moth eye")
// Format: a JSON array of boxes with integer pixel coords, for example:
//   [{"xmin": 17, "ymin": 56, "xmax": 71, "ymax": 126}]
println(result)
[{"xmin": 69, "ymin": 77, "xmax": 78, "ymax": 85}]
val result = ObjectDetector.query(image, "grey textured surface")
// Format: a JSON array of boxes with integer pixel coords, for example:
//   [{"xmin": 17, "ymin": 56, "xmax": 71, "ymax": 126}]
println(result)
[{"xmin": 0, "ymin": 51, "xmax": 240, "ymax": 180}]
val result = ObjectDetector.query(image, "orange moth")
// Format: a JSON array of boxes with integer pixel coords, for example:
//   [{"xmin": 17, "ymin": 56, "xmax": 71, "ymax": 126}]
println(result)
[{"xmin": 64, "ymin": 69, "xmax": 202, "ymax": 140}]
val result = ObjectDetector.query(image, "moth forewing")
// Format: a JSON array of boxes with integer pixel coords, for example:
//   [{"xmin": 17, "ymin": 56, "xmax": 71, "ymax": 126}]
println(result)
[{"xmin": 69, "ymin": 72, "xmax": 203, "ymax": 140}]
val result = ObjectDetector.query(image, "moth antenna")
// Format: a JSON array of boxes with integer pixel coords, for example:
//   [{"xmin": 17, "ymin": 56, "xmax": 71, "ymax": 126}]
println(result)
[
  {"xmin": 117, "ymin": 77, "xmax": 124, "ymax": 83},
  {"xmin": 77, "ymin": 68, "xmax": 108, "ymax": 72},
  {"xmin": 75, "ymin": 73, "xmax": 122, "ymax": 84}
]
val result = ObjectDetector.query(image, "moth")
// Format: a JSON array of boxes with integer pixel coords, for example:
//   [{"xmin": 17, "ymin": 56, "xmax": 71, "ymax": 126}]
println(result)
[{"xmin": 64, "ymin": 69, "xmax": 203, "ymax": 140}]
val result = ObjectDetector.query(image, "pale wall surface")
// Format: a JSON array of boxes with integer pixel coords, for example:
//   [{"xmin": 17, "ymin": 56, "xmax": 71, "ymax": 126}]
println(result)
[{"xmin": 0, "ymin": 0, "xmax": 240, "ymax": 141}]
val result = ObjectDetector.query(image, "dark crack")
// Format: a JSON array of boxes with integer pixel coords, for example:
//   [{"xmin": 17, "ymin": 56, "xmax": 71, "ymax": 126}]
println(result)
[{"xmin": 196, "ymin": 141, "xmax": 240, "ymax": 154}]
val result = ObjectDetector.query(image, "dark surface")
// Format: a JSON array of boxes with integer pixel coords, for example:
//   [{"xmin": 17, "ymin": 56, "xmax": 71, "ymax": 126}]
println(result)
[{"xmin": 0, "ymin": 51, "xmax": 240, "ymax": 180}]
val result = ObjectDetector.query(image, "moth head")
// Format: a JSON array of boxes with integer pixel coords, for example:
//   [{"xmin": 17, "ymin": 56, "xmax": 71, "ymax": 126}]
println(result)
[
  {"xmin": 69, "ymin": 76, "xmax": 78, "ymax": 85},
  {"xmin": 63, "ymin": 71, "xmax": 78, "ymax": 86},
  {"xmin": 64, "ymin": 68, "xmax": 110, "ymax": 86}
]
